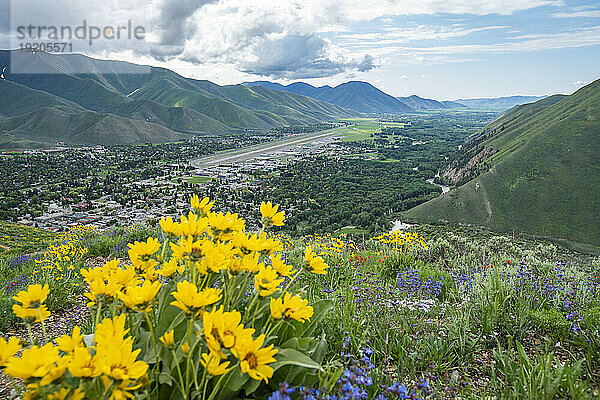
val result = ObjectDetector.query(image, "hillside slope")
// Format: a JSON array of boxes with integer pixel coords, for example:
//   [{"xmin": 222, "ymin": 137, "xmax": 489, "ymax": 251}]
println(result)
[
  {"xmin": 0, "ymin": 106, "xmax": 182, "ymax": 147},
  {"xmin": 0, "ymin": 50, "xmax": 356, "ymax": 137},
  {"xmin": 405, "ymin": 80, "xmax": 600, "ymax": 246}
]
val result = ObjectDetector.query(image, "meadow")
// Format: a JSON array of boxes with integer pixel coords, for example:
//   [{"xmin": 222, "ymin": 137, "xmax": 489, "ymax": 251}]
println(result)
[{"xmin": 0, "ymin": 202, "xmax": 599, "ymax": 399}]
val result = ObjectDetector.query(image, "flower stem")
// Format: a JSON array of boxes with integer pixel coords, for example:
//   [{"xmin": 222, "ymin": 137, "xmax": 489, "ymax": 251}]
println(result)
[
  {"xmin": 144, "ymin": 311, "xmax": 159, "ymax": 366},
  {"xmin": 37, "ymin": 308, "xmax": 48, "ymax": 343}
]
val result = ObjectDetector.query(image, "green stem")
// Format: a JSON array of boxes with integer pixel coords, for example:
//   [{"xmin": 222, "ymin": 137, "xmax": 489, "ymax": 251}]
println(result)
[
  {"xmin": 207, "ymin": 368, "xmax": 232, "ymax": 400},
  {"xmin": 144, "ymin": 312, "xmax": 159, "ymax": 366},
  {"xmin": 37, "ymin": 308, "xmax": 48, "ymax": 343},
  {"xmin": 172, "ymin": 349, "xmax": 186, "ymax": 398},
  {"xmin": 185, "ymin": 319, "xmax": 193, "ymax": 399},
  {"xmin": 279, "ymin": 269, "xmax": 302, "ymax": 298},
  {"xmin": 94, "ymin": 301, "xmax": 103, "ymax": 330},
  {"xmin": 243, "ymin": 292, "xmax": 259, "ymax": 324},
  {"xmin": 26, "ymin": 324, "xmax": 34, "ymax": 345}
]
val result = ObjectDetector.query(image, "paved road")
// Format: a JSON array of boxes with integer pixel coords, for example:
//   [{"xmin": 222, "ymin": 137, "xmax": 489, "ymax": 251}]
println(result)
[{"xmin": 190, "ymin": 125, "xmax": 351, "ymax": 168}]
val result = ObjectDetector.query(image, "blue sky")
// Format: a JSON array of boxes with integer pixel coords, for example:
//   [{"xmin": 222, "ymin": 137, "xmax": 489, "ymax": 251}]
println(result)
[
  {"xmin": 1, "ymin": 0, "xmax": 599, "ymax": 99},
  {"xmin": 327, "ymin": 1, "xmax": 600, "ymax": 98}
]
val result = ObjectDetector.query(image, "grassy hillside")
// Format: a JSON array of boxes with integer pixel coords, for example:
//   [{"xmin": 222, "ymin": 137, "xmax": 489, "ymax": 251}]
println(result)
[
  {"xmin": 0, "ymin": 106, "xmax": 183, "ymax": 146},
  {"xmin": 405, "ymin": 79, "xmax": 600, "ymax": 246},
  {"xmin": 109, "ymin": 99, "xmax": 230, "ymax": 134},
  {"xmin": 0, "ymin": 80, "xmax": 84, "ymax": 116},
  {"xmin": 1, "ymin": 50, "xmax": 357, "ymax": 137}
]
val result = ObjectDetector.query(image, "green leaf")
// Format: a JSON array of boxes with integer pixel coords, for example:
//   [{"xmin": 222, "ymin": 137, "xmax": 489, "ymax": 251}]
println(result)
[{"xmin": 272, "ymin": 348, "xmax": 322, "ymax": 372}]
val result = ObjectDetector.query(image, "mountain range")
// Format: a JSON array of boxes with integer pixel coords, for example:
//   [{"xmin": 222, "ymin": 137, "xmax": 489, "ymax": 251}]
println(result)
[
  {"xmin": 0, "ymin": 50, "xmax": 356, "ymax": 147},
  {"xmin": 243, "ymin": 81, "xmax": 545, "ymax": 113},
  {"xmin": 453, "ymin": 96, "xmax": 546, "ymax": 111},
  {"xmin": 405, "ymin": 78, "xmax": 600, "ymax": 247},
  {"xmin": 243, "ymin": 81, "xmax": 416, "ymax": 113}
]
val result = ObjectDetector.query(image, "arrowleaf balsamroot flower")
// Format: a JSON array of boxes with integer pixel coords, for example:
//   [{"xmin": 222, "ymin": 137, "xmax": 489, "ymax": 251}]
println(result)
[
  {"xmin": 190, "ymin": 194, "xmax": 215, "ymax": 217},
  {"xmin": 304, "ymin": 246, "xmax": 329, "ymax": 275},
  {"xmin": 255, "ymin": 264, "xmax": 284, "ymax": 297},
  {"xmin": 179, "ymin": 211, "xmax": 209, "ymax": 237},
  {"xmin": 232, "ymin": 334, "xmax": 278, "ymax": 383},
  {"xmin": 13, "ymin": 304, "xmax": 50, "ymax": 323},
  {"xmin": 13, "ymin": 283, "xmax": 50, "ymax": 309},
  {"xmin": 67, "ymin": 347, "xmax": 98, "ymax": 378},
  {"xmin": 128, "ymin": 237, "xmax": 160, "ymax": 272},
  {"xmin": 56, "ymin": 326, "xmax": 84, "ymax": 353},
  {"xmin": 270, "ymin": 254, "xmax": 297, "ymax": 277},
  {"xmin": 159, "ymin": 216, "xmax": 181, "ymax": 237},
  {"xmin": 200, "ymin": 352, "xmax": 230, "ymax": 376},
  {"xmin": 94, "ymin": 340, "xmax": 148, "ymax": 381},
  {"xmin": 118, "ymin": 279, "xmax": 162, "ymax": 312},
  {"xmin": 270, "ymin": 293, "xmax": 314, "ymax": 323},
  {"xmin": 0, "ymin": 337, "xmax": 21, "ymax": 366},
  {"xmin": 171, "ymin": 281, "xmax": 222, "ymax": 318},
  {"xmin": 4, "ymin": 343, "xmax": 60, "ymax": 381},
  {"xmin": 203, "ymin": 307, "xmax": 254, "ymax": 355},
  {"xmin": 159, "ymin": 330, "xmax": 175, "ymax": 348},
  {"xmin": 260, "ymin": 201, "xmax": 285, "ymax": 227}
]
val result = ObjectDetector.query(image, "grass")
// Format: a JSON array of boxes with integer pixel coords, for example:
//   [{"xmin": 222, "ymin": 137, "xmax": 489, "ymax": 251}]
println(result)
[
  {"xmin": 178, "ymin": 176, "xmax": 213, "ymax": 184},
  {"xmin": 1, "ymin": 220, "xmax": 599, "ymax": 398}
]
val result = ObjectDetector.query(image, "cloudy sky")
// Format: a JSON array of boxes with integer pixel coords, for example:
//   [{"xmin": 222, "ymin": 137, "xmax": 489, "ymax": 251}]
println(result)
[{"xmin": 1, "ymin": 0, "xmax": 599, "ymax": 99}]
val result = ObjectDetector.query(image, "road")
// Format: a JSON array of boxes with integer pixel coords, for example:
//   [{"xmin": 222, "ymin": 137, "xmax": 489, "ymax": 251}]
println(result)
[{"xmin": 190, "ymin": 125, "xmax": 352, "ymax": 168}]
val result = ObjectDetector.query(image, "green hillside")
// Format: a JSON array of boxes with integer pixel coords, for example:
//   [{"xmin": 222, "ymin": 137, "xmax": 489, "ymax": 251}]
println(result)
[
  {"xmin": 405, "ymin": 79, "xmax": 600, "ymax": 246},
  {"xmin": 0, "ymin": 106, "xmax": 183, "ymax": 147},
  {"xmin": 1, "ymin": 50, "xmax": 357, "ymax": 138},
  {"xmin": 0, "ymin": 80, "xmax": 84, "ymax": 116},
  {"xmin": 108, "ymin": 100, "xmax": 230, "ymax": 134}
]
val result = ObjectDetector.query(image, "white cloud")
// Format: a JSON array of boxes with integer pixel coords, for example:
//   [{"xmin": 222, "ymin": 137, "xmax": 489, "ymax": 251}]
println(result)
[
  {"xmin": 371, "ymin": 26, "xmax": 600, "ymax": 57},
  {"xmin": 335, "ymin": 0, "xmax": 563, "ymax": 19},
  {"xmin": 552, "ymin": 10, "xmax": 600, "ymax": 18},
  {"xmin": 400, "ymin": 74, "xmax": 408, "ymax": 79},
  {"xmin": 573, "ymin": 80, "xmax": 588, "ymax": 86},
  {"xmin": 337, "ymin": 25, "xmax": 509, "ymax": 48}
]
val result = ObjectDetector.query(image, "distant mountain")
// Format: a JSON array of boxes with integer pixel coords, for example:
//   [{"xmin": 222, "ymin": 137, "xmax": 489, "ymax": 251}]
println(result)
[
  {"xmin": 0, "ymin": 50, "xmax": 357, "ymax": 147},
  {"xmin": 452, "ymin": 96, "xmax": 546, "ymax": 111},
  {"xmin": 243, "ymin": 80, "xmax": 414, "ymax": 113},
  {"xmin": 396, "ymin": 95, "xmax": 466, "ymax": 111},
  {"xmin": 405, "ymin": 79, "xmax": 600, "ymax": 246}
]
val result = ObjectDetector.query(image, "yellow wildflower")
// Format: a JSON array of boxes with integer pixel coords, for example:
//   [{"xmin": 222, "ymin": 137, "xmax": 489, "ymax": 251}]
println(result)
[
  {"xmin": 179, "ymin": 211, "xmax": 209, "ymax": 237},
  {"xmin": 190, "ymin": 195, "xmax": 214, "ymax": 217},
  {"xmin": 232, "ymin": 334, "xmax": 277, "ymax": 383},
  {"xmin": 254, "ymin": 264, "xmax": 284, "ymax": 297},
  {"xmin": 68, "ymin": 347, "xmax": 98, "ymax": 378},
  {"xmin": 171, "ymin": 281, "xmax": 222, "ymax": 318},
  {"xmin": 270, "ymin": 254, "xmax": 297, "ymax": 277},
  {"xmin": 203, "ymin": 307, "xmax": 254, "ymax": 355},
  {"xmin": 270, "ymin": 293, "xmax": 314, "ymax": 323},
  {"xmin": 13, "ymin": 284, "xmax": 49, "ymax": 308},
  {"xmin": 13, "ymin": 304, "xmax": 50, "ymax": 323},
  {"xmin": 159, "ymin": 216, "xmax": 181, "ymax": 237},
  {"xmin": 0, "ymin": 337, "xmax": 21, "ymax": 366},
  {"xmin": 200, "ymin": 352, "xmax": 230, "ymax": 376},
  {"xmin": 4, "ymin": 343, "xmax": 60, "ymax": 380},
  {"xmin": 128, "ymin": 238, "xmax": 160, "ymax": 272},
  {"xmin": 260, "ymin": 201, "xmax": 285, "ymax": 227},
  {"xmin": 159, "ymin": 330, "xmax": 175, "ymax": 348},
  {"xmin": 56, "ymin": 326, "xmax": 84, "ymax": 353},
  {"xmin": 304, "ymin": 246, "xmax": 329, "ymax": 275},
  {"xmin": 118, "ymin": 280, "xmax": 161, "ymax": 312}
]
